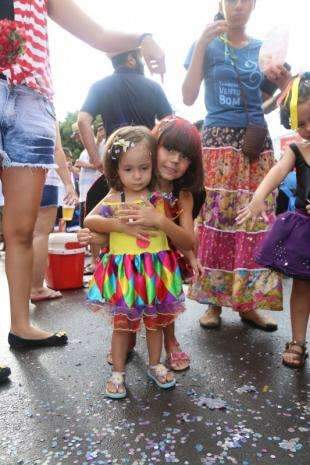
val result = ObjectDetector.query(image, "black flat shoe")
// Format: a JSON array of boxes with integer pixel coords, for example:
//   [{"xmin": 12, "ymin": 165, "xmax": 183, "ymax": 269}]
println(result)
[
  {"xmin": 0, "ymin": 365, "xmax": 11, "ymax": 383},
  {"xmin": 8, "ymin": 331, "xmax": 68, "ymax": 349}
]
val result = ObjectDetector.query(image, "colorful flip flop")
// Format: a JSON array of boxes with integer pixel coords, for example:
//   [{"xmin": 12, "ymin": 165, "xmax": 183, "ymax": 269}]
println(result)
[
  {"xmin": 166, "ymin": 351, "xmax": 190, "ymax": 372},
  {"xmin": 147, "ymin": 364, "xmax": 176, "ymax": 389},
  {"xmin": 105, "ymin": 372, "xmax": 127, "ymax": 399}
]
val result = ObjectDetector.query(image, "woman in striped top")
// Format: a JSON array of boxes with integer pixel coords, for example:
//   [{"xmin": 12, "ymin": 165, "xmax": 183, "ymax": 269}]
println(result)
[{"xmin": 0, "ymin": 0, "xmax": 166, "ymax": 350}]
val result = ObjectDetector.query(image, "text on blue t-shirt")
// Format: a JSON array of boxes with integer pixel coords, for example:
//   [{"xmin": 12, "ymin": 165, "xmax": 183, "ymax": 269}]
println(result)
[{"xmin": 184, "ymin": 38, "xmax": 267, "ymax": 128}]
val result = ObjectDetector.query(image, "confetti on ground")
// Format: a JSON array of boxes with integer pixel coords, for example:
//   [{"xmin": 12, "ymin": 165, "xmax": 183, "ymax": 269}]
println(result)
[{"xmin": 0, "ymin": 280, "xmax": 308, "ymax": 465}]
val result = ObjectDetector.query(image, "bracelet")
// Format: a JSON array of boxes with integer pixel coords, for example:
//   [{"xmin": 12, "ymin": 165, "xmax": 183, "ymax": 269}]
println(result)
[{"xmin": 138, "ymin": 33, "xmax": 152, "ymax": 46}]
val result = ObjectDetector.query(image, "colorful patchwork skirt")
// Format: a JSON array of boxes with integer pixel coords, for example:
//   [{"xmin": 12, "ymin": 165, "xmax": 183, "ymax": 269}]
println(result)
[
  {"xmin": 88, "ymin": 250, "xmax": 185, "ymax": 331},
  {"xmin": 188, "ymin": 127, "xmax": 283, "ymax": 313}
]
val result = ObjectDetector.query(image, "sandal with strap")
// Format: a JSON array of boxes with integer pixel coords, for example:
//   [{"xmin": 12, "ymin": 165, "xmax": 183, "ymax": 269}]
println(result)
[
  {"xmin": 282, "ymin": 341, "xmax": 308, "ymax": 369},
  {"xmin": 147, "ymin": 364, "xmax": 176, "ymax": 389},
  {"xmin": 166, "ymin": 351, "xmax": 190, "ymax": 372},
  {"xmin": 105, "ymin": 372, "xmax": 127, "ymax": 399}
]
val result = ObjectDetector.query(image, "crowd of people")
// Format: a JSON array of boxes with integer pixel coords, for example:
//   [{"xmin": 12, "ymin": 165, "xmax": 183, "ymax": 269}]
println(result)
[{"xmin": 0, "ymin": 0, "xmax": 309, "ymax": 397}]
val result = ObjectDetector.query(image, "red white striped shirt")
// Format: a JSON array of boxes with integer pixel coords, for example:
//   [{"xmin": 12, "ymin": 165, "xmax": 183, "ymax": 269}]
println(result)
[{"xmin": 4, "ymin": 0, "xmax": 53, "ymax": 98}]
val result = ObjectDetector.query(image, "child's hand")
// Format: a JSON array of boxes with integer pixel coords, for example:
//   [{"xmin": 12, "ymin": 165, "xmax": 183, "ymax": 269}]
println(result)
[
  {"xmin": 77, "ymin": 228, "xmax": 92, "ymax": 246},
  {"xmin": 264, "ymin": 64, "xmax": 291, "ymax": 91},
  {"xmin": 77, "ymin": 229, "xmax": 108, "ymax": 247},
  {"xmin": 236, "ymin": 199, "xmax": 268, "ymax": 225}
]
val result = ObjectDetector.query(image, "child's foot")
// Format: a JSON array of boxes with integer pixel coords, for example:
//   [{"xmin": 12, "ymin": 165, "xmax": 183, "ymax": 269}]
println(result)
[
  {"xmin": 147, "ymin": 364, "xmax": 176, "ymax": 389},
  {"xmin": 282, "ymin": 341, "xmax": 308, "ymax": 369},
  {"xmin": 199, "ymin": 305, "xmax": 222, "ymax": 329},
  {"xmin": 165, "ymin": 339, "xmax": 190, "ymax": 372},
  {"xmin": 105, "ymin": 372, "xmax": 127, "ymax": 399}
]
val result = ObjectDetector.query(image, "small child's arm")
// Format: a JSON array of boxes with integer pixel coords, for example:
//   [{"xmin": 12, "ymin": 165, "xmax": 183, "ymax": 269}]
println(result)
[
  {"xmin": 77, "ymin": 228, "xmax": 108, "ymax": 247},
  {"xmin": 236, "ymin": 147, "xmax": 296, "ymax": 224},
  {"xmin": 84, "ymin": 197, "xmax": 155, "ymax": 241}
]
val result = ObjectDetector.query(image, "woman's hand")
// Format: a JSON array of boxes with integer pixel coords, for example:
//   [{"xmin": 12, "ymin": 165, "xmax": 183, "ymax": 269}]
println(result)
[
  {"xmin": 236, "ymin": 199, "xmax": 268, "ymax": 225},
  {"xmin": 265, "ymin": 64, "xmax": 292, "ymax": 91},
  {"xmin": 198, "ymin": 21, "xmax": 228, "ymax": 48},
  {"xmin": 140, "ymin": 35, "xmax": 166, "ymax": 79},
  {"xmin": 63, "ymin": 184, "xmax": 78, "ymax": 205}
]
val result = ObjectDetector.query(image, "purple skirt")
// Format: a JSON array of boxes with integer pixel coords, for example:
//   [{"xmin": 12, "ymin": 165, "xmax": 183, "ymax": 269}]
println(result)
[{"xmin": 255, "ymin": 210, "xmax": 310, "ymax": 280}]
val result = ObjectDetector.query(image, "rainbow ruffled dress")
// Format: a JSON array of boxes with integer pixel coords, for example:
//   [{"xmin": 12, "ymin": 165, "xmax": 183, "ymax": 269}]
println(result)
[{"xmin": 88, "ymin": 193, "xmax": 185, "ymax": 331}]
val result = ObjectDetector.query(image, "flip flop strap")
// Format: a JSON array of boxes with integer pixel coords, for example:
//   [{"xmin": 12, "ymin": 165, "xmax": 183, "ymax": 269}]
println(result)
[
  {"xmin": 149, "ymin": 363, "xmax": 168, "ymax": 378},
  {"xmin": 169, "ymin": 351, "xmax": 190, "ymax": 361},
  {"xmin": 109, "ymin": 371, "xmax": 125, "ymax": 387}
]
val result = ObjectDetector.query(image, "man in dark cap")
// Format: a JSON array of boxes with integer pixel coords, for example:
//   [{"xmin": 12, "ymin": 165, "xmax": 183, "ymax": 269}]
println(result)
[{"xmin": 78, "ymin": 48, "xmax": 172, "ymax": 172}]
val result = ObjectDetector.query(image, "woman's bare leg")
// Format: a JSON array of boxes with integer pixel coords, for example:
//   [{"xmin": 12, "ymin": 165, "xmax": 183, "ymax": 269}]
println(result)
[{"xmin": 2, "ymin": 167, "xmax": 54, "ymax": 339}]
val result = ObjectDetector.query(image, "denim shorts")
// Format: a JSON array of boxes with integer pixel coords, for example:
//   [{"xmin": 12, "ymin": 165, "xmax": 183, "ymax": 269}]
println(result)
[
  {"xmin": 0, "ymin": 79, "xmax": 57, "ymax": 169},
  {"xmin": 40, "ymin": 184, "xmax": 58, "ymax": 208}
]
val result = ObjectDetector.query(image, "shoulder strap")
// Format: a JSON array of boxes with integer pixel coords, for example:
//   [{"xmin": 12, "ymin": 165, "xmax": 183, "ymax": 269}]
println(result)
[{"xmin": 289, "ymin": 143, "xmax": 302, "ymax": 160}]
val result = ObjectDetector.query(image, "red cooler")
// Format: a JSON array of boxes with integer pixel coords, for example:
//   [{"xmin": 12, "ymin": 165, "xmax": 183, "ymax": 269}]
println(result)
[{"xmin": 45, "ymin": 233, "xmax": 85, "ymax": 290}]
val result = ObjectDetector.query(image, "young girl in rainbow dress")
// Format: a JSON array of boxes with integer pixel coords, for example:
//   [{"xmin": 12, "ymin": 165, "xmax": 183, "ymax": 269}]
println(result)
[
  {"xmin": 85, "ymin": 125, "xmax": 195, "ymax": 398},
  {"xmin": 237, "ymin": 73, "xmax": 310, "ymax": 369},
  {"xmin": 80, "ymin": 117, "xmax": 204, "ymax": 373}
]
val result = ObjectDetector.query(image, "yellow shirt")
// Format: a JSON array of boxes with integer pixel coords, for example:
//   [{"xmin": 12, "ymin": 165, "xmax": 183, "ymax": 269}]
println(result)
[{"xmin": 101, "ymin": 199, "xmax": 170, "ymax": 255}]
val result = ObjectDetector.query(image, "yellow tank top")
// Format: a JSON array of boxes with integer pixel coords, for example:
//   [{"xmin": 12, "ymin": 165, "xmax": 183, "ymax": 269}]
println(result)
[{"xmin": 102, "ymin": 199, "xmax": 170, "ymax": 255}]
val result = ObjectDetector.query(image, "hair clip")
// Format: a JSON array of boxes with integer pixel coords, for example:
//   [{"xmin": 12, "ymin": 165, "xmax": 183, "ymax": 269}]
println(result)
[
  {"xmin": 157, "ymin": 116, "xmax": 177, "ymax": 137},
  {"xmin": 109, "ymin": 138, "xmax": 135, "ymax": 160}
]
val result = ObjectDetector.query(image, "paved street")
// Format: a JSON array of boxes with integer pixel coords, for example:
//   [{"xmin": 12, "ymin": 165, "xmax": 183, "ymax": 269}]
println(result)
[{"xmin": 0, "ymin": 253, "xmax": 309, "ymax": 465}]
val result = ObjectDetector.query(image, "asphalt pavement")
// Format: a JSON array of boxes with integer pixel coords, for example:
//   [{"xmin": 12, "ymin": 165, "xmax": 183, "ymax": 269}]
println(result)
[{"xmin": 0, "ymin": 253, "xmax": 309, "ymax": 465}]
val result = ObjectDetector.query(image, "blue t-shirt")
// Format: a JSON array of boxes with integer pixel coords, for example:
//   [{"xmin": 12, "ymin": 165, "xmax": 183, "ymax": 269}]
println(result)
[
  {"xmin": 81, "ymin": 68, "xmax": 172, "ymax": 137},
  {"xmin": 184, "ymin": 38, "xmax": 266, "ymax": 128}
]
